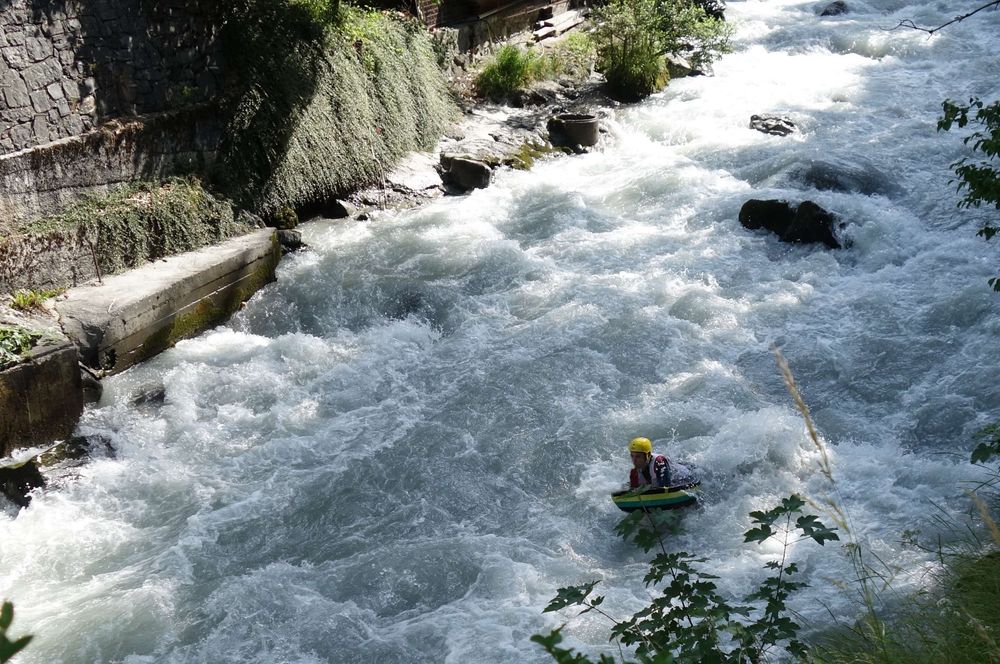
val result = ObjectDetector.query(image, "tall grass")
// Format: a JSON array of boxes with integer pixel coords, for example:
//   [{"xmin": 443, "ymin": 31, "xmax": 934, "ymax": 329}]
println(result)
[
  {"xmin": 474, "ymin": 45, "xmax": 543, "ymax": 99},
  {"xmin": 774, "ymin": 347, "xmax": 1000, "ymax": 664}
]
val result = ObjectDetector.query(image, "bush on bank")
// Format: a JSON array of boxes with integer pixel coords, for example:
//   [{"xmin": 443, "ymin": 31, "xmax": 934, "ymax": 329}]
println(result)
[{"xmin": 591, "ymin": 0, "xmax": 731, "ymax": 101}]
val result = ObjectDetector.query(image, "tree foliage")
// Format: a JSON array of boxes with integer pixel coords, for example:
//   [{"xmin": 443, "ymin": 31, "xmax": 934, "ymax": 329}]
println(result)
[
  {"xmin": 590, "ymin": 0, "xmax": 731, "ymax": 101},
  {"xmin": 532, "ymin": 495, "xmax": 838, "ymax": 663},
  {"xmin": 938, "ymin": 98, "xmax": 1000, "ymax": 291}
]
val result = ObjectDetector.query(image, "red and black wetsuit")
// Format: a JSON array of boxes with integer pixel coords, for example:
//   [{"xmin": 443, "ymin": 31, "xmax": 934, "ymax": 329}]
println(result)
[{"xmin": 629, "ymin": 455, "xmax": 671, "ymax": 489}]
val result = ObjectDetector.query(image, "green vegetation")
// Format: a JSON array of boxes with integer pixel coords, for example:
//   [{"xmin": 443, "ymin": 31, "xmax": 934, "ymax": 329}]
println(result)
[
  {"xmin": 534, "ymin": 496, "xmax": 838, "ymax": 663},
  {"xmin": 0, "ymin": 326, "xmax": 41, "ymax": 369},
  {"xmin": 938, "ymin": 98, "xmax": 1000, "ymax": 290},
  {"xmin": 0, "ymin": 602, "xmax": 31, "ymax": 664},
  {"xmin": 0, "ymin": 177, "xmax": 254, "ymax": 294},
  {"xmin": 9, "ymin": 288, "xmax": 64, "ymax": 313},
  {"xmin": 474, "ymin": 35, "xmax": 597, "ymax": 101},
  {"xmin": 215, "ymin": 4, "xmax": 457, "ymax": 218},
  {"xmin": 590, "ymin": 0, "xmax": 731, "ymax": 101},
  {"xmin": 475, "ymin": 45, "xmax": 544, "ymax": 99}
]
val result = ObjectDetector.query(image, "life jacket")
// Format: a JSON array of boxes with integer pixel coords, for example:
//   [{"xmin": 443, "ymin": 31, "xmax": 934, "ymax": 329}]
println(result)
[{"xmin": 630, "ymin": 454, "xmax": 670, "ymax": 489}]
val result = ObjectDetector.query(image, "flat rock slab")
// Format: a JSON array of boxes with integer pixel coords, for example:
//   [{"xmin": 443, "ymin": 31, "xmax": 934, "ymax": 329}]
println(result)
[{"xmin": 56, "ymin": 229, "xmax": 280, "ymax": 374}]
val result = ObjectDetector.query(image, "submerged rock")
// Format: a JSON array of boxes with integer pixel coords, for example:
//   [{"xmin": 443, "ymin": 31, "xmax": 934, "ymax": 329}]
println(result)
[
  {"xmin": 0, "ymin": 458, "xmax": 44, "ymax": 507},
  {"xmin": 820, "ymin": 1, "xmax": 848, "ymax": 16}
]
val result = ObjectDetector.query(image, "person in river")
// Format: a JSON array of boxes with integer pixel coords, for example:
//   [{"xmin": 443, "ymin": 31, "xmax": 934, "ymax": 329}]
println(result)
[{"xmin": 628, "ymin": 436, "xmax": 690, "ymax": 489}]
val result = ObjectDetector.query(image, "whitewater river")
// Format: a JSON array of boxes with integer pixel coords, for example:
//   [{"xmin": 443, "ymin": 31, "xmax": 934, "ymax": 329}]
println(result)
[{"xmin": 3, "ymin": 1, "xmax": 1000, "ymax": 662}]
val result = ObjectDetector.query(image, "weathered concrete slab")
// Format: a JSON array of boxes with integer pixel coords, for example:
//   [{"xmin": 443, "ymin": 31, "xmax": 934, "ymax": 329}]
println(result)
[
  {"xmin": 56, "ymin": 229, "xmax": 280, "ymax": 374},
  {"xmin": 0, "ymin": 337, "xmax": 83, "ymax": 458}
]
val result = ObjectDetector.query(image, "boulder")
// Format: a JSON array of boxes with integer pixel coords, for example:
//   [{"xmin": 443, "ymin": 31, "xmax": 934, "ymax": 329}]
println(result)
[
  {"xmin": 750, "ymin": 114, "xmax": 797, "ymax": 136},
  {"xmin": 665, "ymin": 53, "xmax": 704, "ymax": 79},
  {"xmin": 327, "ymin": 199, "xmax": 358, "ymax": 219},
  {"xmin": 820, "ymin": 1, "xmax": 848, "ymax": 15},
  {"xmin": 277, "ymin": 229, "xmax": 305, "ymax": 253},
  {"xmin": 0, "ymin": 458, "xmax": 45, "ymax": 508},
  {"xmin": 739, "ymin": 199, "xmax": 841, "ymax": 248},
  {"xmin": 441, "ymin": 156, "xmax": 492, "ymax": 191},
  {"xmin": 694, "ymin": 0, "xmax": 727, "ymax": 20}
]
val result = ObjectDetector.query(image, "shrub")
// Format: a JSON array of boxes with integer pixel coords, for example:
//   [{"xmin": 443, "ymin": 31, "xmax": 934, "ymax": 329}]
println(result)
[
  {"xmin": 533, "ymin": 496, "xmax": 839, "ymax": 662},
  {"xmin": 938, "ymin": 98, "xmax": 1000, "ymax": 291},
  {"xmin": 474, "ymin": 44, "xmax": 543, "ymax": 99},
  {"xmin": 0, "ymin": 601, "xmax": 32, "ymax": 664},
  {"xmin": 591, "ymin": 0, "xmax": 731, "ymax": 101}
]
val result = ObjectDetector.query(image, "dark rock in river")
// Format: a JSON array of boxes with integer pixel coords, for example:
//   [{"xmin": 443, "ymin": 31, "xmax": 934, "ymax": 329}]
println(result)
[
  {"xmin": 695, "ymin": 0, "xmax": 727, "ymax": 20},
  {"xmin": 750, "ymin": 114, "xmax": 797, "ymax": 136},
  {"xmin": 440, "ymin": 156, "xmax": 492, "ymax": 191},
  {"xmin": 277, "ymin": 229, "xmax": 305, "ymax": 253},
  {"xmin": 0, "ymin": 459, "xmax": 45, "ymax": 507},
  {"xmin": 820, "ymin": 1, "xmax": 848, "ymax": 15},
  {"xmin": 739, "ymin": 199, "xmax": 842, "ymax": 248}
]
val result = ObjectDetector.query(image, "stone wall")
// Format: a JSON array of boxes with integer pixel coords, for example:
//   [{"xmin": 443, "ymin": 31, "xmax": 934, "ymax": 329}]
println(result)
[{"xmin": 0, "ymin": 0, "xmax": 223, "ymax": 155}]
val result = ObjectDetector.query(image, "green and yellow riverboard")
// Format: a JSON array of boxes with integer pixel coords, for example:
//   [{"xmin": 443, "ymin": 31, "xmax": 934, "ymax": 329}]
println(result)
[{"xmin": 611, "ymin": 482, "xmax": 701, "ymax": 512}]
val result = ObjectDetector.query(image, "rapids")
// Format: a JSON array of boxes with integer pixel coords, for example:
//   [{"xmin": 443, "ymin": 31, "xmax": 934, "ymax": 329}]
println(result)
[{"xmin": 2, "ymin": 1, "xmax": 999, "ymax": 662}]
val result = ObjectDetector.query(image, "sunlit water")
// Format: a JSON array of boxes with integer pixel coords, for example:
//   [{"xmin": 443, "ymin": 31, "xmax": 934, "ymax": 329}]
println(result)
[{"xmin": 3, "ymin": 1, "xmax": 1000, "ymax": 662}]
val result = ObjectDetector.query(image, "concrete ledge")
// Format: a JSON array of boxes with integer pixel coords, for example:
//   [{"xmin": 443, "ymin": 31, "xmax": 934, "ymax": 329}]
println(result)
[
  {"xmin": 0, "ymin": 338, "xmax": 83, "ymax": 458},
  {"xmin": 56, "ymin": 229, "xmax": 280, "ymax": 374}
]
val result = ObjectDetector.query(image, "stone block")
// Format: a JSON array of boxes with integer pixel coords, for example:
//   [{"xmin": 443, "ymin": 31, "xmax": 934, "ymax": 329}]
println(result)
[
  {"xmin": 2, "ymin": 45, "xmax": 25, "ymax": 69},
  {"xmin": 0, "ymin": 339, "xmax": 83, "ymax": 458},
  {"xmin": 62, "ymin": 79, "xmax": 80, "ymax": 101},
  {"xmin": 22, "ymin": 58, "xmax": 60, "ymax": 89},
  {"xmin": 2, "ymin": 72, "xmax": 30, "ymax": 107},
  {"xmin": 29, "ymin": 89, "xmax": 49, "ymax": 113},
  {"xmin": 25, "ymin": 36, "xmax": 53, "ymax": 62},
  {"xmin": 46, "ymin": 80, "xmax": 64, "ymax": 100}
]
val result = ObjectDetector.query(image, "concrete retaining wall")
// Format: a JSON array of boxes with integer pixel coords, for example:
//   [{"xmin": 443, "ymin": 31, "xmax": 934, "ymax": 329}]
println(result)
[
  {"xmin": 0, "ymin": 337, "xmax": 83, "ymax": 458},
  {"xmin": 56, "ymin": 228, "xmax": 280, "ymax": 375}
]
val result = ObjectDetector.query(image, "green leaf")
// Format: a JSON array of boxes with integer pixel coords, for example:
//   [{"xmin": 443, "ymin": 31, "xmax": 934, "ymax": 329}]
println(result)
[
  {"xmin": 0, "ymin": 603, "xmax": 11, "ymax": 631},
  {"xmin": 795, "ymin": 514, "xmax": 840, "ymax": 545},
  {"xmin": 543, "ymin": 581, "xmax": 601, "ymax": 613},
  {"xmin": 744, "ymin": 524, "xmax": 773, "ymax": 543}
]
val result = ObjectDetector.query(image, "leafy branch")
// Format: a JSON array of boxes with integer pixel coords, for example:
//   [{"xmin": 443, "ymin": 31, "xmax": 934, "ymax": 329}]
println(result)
[{"xmin": 533, "ymin": 497, "xmax": 838, "ymax": 663}]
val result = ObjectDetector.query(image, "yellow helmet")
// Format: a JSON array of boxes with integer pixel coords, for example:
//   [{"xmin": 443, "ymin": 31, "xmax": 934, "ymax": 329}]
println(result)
[{"xmin": 628, "ymin": 437, "xmax": 652, "ymax": 454}]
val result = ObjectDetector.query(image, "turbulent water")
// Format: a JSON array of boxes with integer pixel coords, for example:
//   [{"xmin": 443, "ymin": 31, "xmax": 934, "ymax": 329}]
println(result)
[{"xmin": 3, "ymin": 1, "xmax": 1000, "ymax": 662}]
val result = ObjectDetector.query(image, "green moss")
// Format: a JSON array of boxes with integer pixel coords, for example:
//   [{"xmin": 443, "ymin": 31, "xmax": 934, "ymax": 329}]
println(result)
[{"xmin": 505, "ymin": 142, "xmax": 560, "ymax": 170}]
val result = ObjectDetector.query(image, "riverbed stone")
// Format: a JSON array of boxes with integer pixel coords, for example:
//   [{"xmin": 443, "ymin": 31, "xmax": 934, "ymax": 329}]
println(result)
[
  {"xmin": 441, "ymin": 156, "xmax": 492, "ymax": 191},
  {"xmin": 750, "ymin": 114, "xmax": 796, "ymax": 136},
  {"xmin": 739, "ymin": 199, "xmax": 841, "ymax": 248}
]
